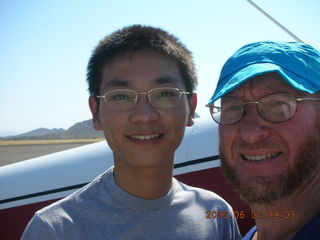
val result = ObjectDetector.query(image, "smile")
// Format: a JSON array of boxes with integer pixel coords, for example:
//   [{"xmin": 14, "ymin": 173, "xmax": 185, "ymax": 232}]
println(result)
[
  {"xmin": 129, "ymin": 134, "xmax": 163, "ymax": 140},
  {"xmin": 242, "ymin": 152, "xmax": 281, "ymax": 161}
]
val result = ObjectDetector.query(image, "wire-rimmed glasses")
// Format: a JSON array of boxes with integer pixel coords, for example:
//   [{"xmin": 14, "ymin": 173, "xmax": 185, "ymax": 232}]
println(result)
[
  {"xmin": 206, "ymin": 93, "xmax": 320, "ymax": 125},
  {"xmin": 96, "ymin": 87, "xmax": 190, "ymax": 110}
]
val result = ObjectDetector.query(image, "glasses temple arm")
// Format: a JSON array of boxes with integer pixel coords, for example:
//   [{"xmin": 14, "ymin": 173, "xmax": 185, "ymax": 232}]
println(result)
[{"xmin": 296, "ymin": 97, "xmax": 320, "ymax": 102}]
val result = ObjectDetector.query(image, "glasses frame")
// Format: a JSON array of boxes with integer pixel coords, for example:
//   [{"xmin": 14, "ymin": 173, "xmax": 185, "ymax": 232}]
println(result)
[
  {"xmin": 206, "ymin": 93, "xmax": 320, "ymax": 125},
  {"xmin": 95, "ymin": 87, "xmax": 190, "ymax": 110}
]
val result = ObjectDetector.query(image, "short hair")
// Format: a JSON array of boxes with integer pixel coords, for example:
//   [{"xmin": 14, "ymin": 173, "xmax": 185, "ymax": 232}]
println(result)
[{"xmin": 87, "ymin": 25, "xmax": 197, "ymax": 97}]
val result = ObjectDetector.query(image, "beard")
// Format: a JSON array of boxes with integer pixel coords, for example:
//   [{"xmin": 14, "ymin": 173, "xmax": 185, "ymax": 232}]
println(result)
[{"xmin": 220, "ymin": 130, "xmax": 320, "ymax": 204}]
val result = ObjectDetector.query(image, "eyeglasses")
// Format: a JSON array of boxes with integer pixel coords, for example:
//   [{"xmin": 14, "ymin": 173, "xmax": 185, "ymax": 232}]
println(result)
[
  {"xmin": 96, "ymin": 87, "xmax": 190, "ymax": 110},
  {"xmin": 206, "ymin": 93, "xmax": 320, "ymax": 125}
]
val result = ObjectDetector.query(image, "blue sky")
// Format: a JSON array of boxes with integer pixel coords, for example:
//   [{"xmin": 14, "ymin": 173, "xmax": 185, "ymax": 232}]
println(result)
[{"xmin": 1, "ymin": 0, "xmax": 319, "ymax": 135}]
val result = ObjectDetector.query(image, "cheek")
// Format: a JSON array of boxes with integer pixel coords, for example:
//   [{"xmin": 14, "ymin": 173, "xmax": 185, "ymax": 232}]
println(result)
[
  {"xmin": 168, "ymin": 115, "xmax": 188, "ymax": 138},
  {"xmin": 273, "ymin": 112, "xmax": 318, "ymax": 161},
  {"xmin": 161, "ymin": 109, "xmax": 189, "ymax": 144},
  {"xmin": 219, "ymin": 131, "xmax": 232, "ymax": 162},
  {"xmin": 97, "ymin": 110, "xmax": 123, "ymax": 139},
  {"xmin": 219, "ymin": 127, "xmax": 237, "ymax": 160},
  {"xmin": 163, "ymin": 103, "xmax": 190, "ymax": 124},
  {"xmin": 219, "ymin": 126, "xmax": 236, "ymax": 146}
]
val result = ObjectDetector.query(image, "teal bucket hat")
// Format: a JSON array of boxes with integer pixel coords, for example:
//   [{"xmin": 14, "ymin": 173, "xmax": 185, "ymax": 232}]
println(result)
[{"xmin": 208, "ymin": 41, "xmax": 320, "ymax": 104}]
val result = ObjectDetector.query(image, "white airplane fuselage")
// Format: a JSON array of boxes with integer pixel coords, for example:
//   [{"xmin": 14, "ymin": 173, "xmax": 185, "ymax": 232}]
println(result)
[{"xmin": 0, "ymin": 115, "xmax": 253, "ymax": 239}]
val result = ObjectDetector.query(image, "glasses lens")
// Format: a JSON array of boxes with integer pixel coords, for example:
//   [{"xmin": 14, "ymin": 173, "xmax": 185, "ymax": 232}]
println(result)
[
  {"xmin": 149, "ymin": 88, "xmax": 181, "ymax": 108},
  {"xmin": 259, "ymin": 93, "xmax": 297, "ymax": 122},
  {"xmin": 218, "ymin": 97, "xmax": 244, "ymax": 124},
  {"xmin": 104, "ymin": 90, "xmax": 136, "ymax": 109},
  {"xmin": 210, "ymin": 98, "xmax": 243, "ymax": 124}
]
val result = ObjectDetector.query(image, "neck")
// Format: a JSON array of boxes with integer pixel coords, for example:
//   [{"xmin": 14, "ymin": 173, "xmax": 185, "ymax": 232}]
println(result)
[
  {"xmin": 113, "ymin": 162, "xmax": 173, "ymax": 199},
  {"xmin": 250, "ymin": 170, "xmax": 320, "ymax": 240}
]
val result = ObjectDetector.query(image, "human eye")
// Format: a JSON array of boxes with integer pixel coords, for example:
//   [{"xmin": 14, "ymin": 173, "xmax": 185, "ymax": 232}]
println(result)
[
  {"xmin": 107, "ymin": 91, "xmax": 131, "ymax": 102},
  {"xmin": 149, "ymin": 88, "xmax": 181, "ymax": 108},
  {"xmin": 156, "ymin": 89, "xmax": 178, "ymax": 98},
  {"xmin": 263, "ymin": 99, "xmax": 289, "ymax": 113},
  {"xmin": 221, "ymin": 97, "xmax": 242, "ymax": 112},
  {"xmin": 260, "ymin": 94, "xmax": 295, "ymax": 121},
  {"xmin": 220, "ymin": 101, "xmax": 243, "ymax": 123},
  {"xmin": 222, "ymin": 103, "xmax": 243, "ymax": 113}
]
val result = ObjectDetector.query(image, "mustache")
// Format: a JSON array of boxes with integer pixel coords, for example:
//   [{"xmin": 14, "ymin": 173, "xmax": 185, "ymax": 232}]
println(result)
[{"xmin": 235, "ymin": 140, "xmax": 279, "ymax": 150}]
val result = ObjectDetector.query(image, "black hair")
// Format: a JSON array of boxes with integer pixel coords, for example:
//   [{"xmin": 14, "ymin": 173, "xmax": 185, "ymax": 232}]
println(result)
[{"xmin": 86, "ymin": 25, "xmax": 197, "ymax": 97}]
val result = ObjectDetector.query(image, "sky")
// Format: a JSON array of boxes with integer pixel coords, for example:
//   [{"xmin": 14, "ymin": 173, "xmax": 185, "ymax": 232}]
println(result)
[{"xmin": 1, "ymin": 0, "xmax": 319, "ymax": 136}]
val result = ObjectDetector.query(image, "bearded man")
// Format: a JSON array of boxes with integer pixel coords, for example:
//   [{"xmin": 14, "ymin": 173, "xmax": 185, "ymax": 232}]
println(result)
[{"xmin": 207, "ymin": 41, "xmax": 320, "ymax": 240}]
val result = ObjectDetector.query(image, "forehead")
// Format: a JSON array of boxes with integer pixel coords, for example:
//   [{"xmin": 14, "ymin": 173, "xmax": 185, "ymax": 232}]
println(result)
[
  {"xmin": 226, "ymin": 72, "xmax": 301, "ymax": 98},
  {"xmin": 100, "ymin": 49, "xmax": 184, "ymax": 91}
]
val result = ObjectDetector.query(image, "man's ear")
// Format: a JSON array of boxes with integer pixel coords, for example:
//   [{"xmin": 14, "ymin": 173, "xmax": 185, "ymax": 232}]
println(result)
[
  {"xmin": 187, "ymin": 93, "xmax": 197, "ymax": 127},
  {"xmin": 89, "ymin": 96, "xmax": 102, "ymax": 130}
]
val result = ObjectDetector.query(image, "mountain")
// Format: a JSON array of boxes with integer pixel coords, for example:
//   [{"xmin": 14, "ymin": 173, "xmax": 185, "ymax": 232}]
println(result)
[
  {"xmin": 17, "ymin": 128, "xmax": 65, "ymax": 137},
  {"xmin": 2, "ymin": 120, "xmax": 104, "ymax": 140},
  {"xmin": 41, "ymin": 120, "xmax": 104, "ymax": 139}
]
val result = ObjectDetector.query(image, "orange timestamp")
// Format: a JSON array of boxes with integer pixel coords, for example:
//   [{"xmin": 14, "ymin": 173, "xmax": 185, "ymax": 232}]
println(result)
[
  {"xmin": 250, "ymin": 210, "xmax": 296, "ymax": 219},
  {"xmin": 206, "ymin": 210, "xmax": 296, "ymax": 220}
]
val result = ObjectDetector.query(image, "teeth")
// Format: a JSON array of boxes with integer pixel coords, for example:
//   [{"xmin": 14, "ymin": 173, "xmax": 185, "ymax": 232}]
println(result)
[
  {"xmin": 130, "ymin": 134, "xmax": 160, "ymax": 140},
  {"xmin": 243, "ymin": 152, "xmax": 280, "ymax": 161}
]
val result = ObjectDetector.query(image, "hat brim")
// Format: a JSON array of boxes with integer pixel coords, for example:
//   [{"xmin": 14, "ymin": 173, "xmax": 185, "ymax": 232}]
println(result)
[{"xmin": 208, "ymin": 63, "xmax": 315, "ymax": 104}]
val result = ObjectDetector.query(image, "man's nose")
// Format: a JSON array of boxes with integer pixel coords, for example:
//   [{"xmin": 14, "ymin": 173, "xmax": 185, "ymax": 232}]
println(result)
[
  {"xmin": 239, "ymin": 104, "xmax": 270, "ymax": 144},
  {"xmin": 129, "ymin": 95, "xmax": 160, "ymax": 123}
]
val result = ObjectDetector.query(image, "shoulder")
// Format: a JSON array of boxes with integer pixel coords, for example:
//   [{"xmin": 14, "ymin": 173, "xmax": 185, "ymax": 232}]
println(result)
[
  {"xmin": 22, "ymin": 169, "xmax": 114, "ymax": 238},
  {"xmin": 33, "ymin": 168, "xmax": 113, "ymax": 221},
  {"xmin": 174, "ymin": 178, "xmax": 224, "ymax": 200},
  {"xmin": 173, "ymin": 178, "xmax": 233, "ymax": 210}
]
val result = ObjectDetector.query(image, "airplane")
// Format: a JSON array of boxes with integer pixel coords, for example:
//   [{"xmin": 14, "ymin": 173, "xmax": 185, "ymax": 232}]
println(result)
[{"xmin": 0, "ymin": 114, "xmax": 254, "ymax": 239}]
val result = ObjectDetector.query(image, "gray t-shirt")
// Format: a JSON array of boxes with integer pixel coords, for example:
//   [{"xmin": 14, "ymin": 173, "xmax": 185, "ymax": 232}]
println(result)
[{"xmin": 21, "ymin": 167, "xmax": 241, "ymax": 240}]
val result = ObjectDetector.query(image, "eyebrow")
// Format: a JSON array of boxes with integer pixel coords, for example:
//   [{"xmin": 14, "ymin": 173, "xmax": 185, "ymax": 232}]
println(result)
[
  {"xmin": 104, "ymin": 78, "xmax": 129, "ymax": 88},
  {"xmin": 104, "ymin": 76, "xmax": 181, "ymax": 89},
  {"xmin": 155, "ymin": 76, "xmax": 180, "ymax": 85}
]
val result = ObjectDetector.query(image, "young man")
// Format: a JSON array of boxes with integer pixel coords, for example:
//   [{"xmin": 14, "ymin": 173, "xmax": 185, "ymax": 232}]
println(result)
[
  {"xmin": 21, "ymin": 25, "xmax": 241, "ymax": 239},
  {"xmin": 207, "ymin": 41, "xmax": 320, "ymax": 239}
]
